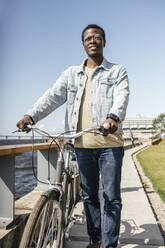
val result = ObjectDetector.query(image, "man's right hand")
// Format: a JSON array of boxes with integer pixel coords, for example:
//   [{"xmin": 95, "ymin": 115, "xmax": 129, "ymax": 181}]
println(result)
[{"xmin": 16, "ymin": 115, "xmax": 34, "ymax": 129}]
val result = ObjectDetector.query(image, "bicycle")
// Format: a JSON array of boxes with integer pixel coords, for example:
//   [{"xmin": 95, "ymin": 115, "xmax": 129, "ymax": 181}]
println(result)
[{"xmin": 15, "ymin": 122, "xmax": 114, "ymax": 248}]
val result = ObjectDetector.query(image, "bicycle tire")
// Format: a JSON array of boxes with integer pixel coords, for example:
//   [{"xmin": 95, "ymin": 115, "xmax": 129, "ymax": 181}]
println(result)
[
  {"xmin": 19, "ymin": 190, "xmax": 63, "ymax": 248},
  {"xmin": 64, "ymin": 165, "xmax": 81, "ymax": 230}
]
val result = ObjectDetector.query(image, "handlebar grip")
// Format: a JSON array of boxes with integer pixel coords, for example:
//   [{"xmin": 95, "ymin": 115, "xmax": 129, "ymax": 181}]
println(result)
[
  {"xmin": 103, "ymin": 122, "xmax": 110, "ymax": 130},
  {"xmin": 99, "ymin": 122, "xmax": 110, "ymax": 136}
]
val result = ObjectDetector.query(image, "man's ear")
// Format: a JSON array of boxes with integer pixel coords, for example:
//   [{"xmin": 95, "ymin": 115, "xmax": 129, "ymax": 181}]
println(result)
[{"xmin": 103, "ymin": 40, "xmax": 106, "ymax": 47}]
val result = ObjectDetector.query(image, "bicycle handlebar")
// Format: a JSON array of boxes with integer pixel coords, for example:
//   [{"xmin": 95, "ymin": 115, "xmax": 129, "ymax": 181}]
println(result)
[{"xmin": 13, "ymin": 122, "xmax": 118, "ymax": 140}]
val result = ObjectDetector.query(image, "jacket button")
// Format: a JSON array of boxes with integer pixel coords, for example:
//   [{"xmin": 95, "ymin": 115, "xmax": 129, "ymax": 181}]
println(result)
[
  {"xmin": 79, "ymin": 84, "xmax": 83, "ymax": 87},
  {"xmin": 72, "ymin": 126, "xmax": 75, "ymax": 129}
]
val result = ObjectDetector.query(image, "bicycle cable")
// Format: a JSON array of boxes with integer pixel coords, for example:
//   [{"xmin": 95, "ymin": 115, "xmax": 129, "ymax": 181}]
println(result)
[
  {"xmin": 31, "ymin": 128, "xmax": 85, "ymax": 185},
  {"xmin": 31, "ymin": 128, "xmax": 49, "ymax": 185},
  {"xmin": 30, "ymin": 127, "xmax": 63, "ymax": 185}
]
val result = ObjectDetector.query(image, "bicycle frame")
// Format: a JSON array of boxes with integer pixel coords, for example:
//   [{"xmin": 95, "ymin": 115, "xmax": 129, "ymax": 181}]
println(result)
[{"xmin": 17, "ymin": 123, "xmax": 117, "ymax": 248}]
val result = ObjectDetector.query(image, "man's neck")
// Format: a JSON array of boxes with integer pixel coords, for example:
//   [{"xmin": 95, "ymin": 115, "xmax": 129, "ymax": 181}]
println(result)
[{"xmin": 86, "ymin": 56, "xmax": 103, "ymax": 68}]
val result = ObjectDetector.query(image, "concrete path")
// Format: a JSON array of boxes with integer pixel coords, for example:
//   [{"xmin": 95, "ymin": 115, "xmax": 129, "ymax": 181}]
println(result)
[{"xmin": 65, "ymin": 144, "xmax": 165, "ymax": 247}]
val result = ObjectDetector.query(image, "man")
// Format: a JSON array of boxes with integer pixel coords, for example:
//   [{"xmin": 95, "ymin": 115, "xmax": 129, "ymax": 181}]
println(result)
[{"xmin": 17, "ymin": 24, "xmax": 129, "ymax": 248}]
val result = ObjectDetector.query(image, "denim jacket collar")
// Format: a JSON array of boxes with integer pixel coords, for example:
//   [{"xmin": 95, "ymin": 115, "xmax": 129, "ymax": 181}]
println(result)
[{"xmin": 77, "ymin": 57, "xmax": 110, "ymax": 74}]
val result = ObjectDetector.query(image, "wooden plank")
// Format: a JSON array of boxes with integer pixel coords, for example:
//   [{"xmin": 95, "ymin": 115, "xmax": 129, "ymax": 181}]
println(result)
[
  {"xmin": 0, "ymin": 143, "xmax": 57, "ymax": 156},
  {"xmin": 15, "ymin": 190, "xmax": 42, "ymax": 214},
  {"xmin": 0, "ymin": 137, "xmax": 136, "ymax": 157}
]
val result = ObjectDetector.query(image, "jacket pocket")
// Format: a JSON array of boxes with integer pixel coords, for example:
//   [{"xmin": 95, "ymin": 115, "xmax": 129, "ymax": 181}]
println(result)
[
  {"xmin": 99, "ymin": 79, "xmax": 116, "ymax": 98},
  {"xmin": 67, "ymin": 86, "xmax": 77, "ymax": 105}
]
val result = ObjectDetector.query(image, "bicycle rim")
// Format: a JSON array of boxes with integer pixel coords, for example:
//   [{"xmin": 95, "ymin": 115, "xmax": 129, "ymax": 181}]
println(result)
[{"xmin": 19, "ymin": 194, "xmax": 63, "ymax": 248}]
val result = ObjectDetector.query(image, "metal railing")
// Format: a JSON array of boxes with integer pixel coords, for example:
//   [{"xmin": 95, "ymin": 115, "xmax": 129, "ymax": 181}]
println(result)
[
  {"xmin": 0, "ymin": 142, "xmax": 58, "ymax": 229},
  {"xmin": 0, "ymin": 135, "xmax": 46, "ymax": 140}
]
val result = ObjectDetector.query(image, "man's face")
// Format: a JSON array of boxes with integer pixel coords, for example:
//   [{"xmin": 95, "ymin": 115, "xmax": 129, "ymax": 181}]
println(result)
[{"xmin": 82, "ymin": 28, "xmax": 105, "ymax": 57}]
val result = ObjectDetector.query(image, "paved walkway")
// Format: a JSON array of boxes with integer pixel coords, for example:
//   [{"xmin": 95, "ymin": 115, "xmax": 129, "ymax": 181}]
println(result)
[{"xmin": 65, "ymin": 144, "xmax": 165, "ymax": 248}]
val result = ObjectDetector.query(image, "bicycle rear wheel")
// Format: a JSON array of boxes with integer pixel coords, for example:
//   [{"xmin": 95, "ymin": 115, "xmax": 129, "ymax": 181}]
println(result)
[{"xmin": 19, "ymin": 190, "xmax": 63, "ymax": 248}]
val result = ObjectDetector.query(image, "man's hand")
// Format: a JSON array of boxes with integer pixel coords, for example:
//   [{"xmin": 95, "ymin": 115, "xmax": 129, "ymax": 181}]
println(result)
[
  {"xmin": 101, "ymin": 118, "xmax": 118, "ymax": 134},
  {"xmin": 16, "ymin": 115, "xmax": 34, "ymax": 130}
]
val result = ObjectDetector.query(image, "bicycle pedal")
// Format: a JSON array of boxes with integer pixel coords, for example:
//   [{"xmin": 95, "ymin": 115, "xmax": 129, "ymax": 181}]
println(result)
[{"xmin": 73, "ymin": 214, "xmax": 86, "ymax": 224}]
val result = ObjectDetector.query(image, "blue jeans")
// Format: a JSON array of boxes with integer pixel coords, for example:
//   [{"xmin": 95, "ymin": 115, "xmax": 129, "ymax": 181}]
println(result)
[{"xmin": 75, "ymin": 147, "xmax": 124, "ymax": 248}]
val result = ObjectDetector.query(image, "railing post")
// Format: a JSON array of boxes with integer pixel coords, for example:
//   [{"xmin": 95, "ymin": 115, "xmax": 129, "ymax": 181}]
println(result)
[
  {"xmin": 36, "ymin": 148, "xmax": 59, "ymax": 191},
  {"xmin": 0, "ymin": 155, "xmax": 15, "ymax": 229}
]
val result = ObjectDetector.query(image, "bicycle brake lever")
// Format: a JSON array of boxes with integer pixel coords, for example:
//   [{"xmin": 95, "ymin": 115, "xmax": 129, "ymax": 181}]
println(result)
[
  {"xmin": 12, "ymin": 129, "xmax": 22, "ymax": 133},
  {"xmin": 12, "ymin": 121, "xmax": 32, "ymax": 134},
  {"xmin": 99, "ymin": 122, "xmax": 110, "ymax": 136},
  {"xmin": 21, "ymin": 121, "xmax": 32, "ymax": 133},
  {"xmin": 99, "ymin": 126, "xmax": 109, "ymax": 136}
]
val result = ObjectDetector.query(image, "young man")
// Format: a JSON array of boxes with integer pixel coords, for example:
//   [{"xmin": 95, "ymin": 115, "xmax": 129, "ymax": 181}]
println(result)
[{"xmin": 17, "ymin": 24, "xmax": 129, "ymax": 248}]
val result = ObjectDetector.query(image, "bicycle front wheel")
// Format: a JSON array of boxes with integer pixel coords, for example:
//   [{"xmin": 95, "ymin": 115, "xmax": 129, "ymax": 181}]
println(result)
[{"xmin": 19, "ymin": 190, "xmax": 63, "ymax": 248}]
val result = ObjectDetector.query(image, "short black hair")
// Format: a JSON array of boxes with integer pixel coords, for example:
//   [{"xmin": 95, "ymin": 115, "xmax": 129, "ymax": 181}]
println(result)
[{"xmin": 82, "ymin": 24, "xmax": 106, "ymax": 42}]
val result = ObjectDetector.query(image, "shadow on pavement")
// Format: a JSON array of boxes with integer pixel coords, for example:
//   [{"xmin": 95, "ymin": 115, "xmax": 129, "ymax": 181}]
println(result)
[
  {"xmin": 121, "ymin": 187, "xmax": 142, "ymax": 193},
  {"xmin": 119, "ymin": 219, "xmax": 164, "ymax": 247}
]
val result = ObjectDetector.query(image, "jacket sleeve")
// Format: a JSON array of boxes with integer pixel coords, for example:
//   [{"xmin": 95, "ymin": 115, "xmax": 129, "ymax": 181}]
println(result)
[
  {"xmin": 25, "ymin": 67, "xmax": 70, "ymax": 123},
  {"xmin": 110, "ymin": 66, "xmax": 130, "ymax": 122}
]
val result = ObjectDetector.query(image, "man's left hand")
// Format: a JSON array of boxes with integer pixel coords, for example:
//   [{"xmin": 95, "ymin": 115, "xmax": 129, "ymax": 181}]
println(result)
[{"xmin": 101, "ymin": 118, "xmax": 118, "ymax": 134}]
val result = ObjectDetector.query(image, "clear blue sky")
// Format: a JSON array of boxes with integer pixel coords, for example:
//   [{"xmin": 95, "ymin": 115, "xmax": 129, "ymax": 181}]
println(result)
[{"xmin": 1, "ymin": 0, "xmax": 165, "ymax": 135}]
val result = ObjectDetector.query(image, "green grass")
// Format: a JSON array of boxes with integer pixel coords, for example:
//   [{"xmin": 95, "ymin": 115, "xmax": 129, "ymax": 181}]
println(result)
[{"xmin": 136, "ymin": 140, "xmax": 165, "ymax": 203}]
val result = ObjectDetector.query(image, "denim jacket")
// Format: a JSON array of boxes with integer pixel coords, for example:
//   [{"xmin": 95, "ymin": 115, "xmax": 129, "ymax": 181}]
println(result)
[{"xmin": 26, "ymin": 57, "xmax": 129, "ymax": 134}]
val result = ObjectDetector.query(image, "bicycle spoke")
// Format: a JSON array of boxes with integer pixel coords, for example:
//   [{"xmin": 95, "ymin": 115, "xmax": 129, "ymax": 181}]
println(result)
[
  {"xmin": 43, "ymin": 202, "xmax": 58, "ymax": 247},
  {"xmin": 36, "ymin": 202, "xmax": 49, "ymax": 248}
]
